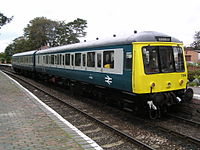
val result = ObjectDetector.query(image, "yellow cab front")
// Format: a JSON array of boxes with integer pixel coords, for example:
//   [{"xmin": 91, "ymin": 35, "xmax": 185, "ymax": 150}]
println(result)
[{"xmin": 132, "ymin": 42, "xmax": 188, "ymax": 94}]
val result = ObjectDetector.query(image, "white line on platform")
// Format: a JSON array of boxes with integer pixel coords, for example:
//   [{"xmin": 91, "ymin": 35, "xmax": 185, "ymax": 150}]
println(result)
[
  {"xmin": 1, "ymin": 71, "xmax": 103, "ymax": 150},
  {"xmin": 194, "ymin": 94, "xmax": 200, "ymax": 100}
]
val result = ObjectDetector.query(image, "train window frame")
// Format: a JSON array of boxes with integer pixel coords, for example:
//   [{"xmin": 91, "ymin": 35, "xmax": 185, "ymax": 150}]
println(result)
[
  {"xmin": 103, "ymin": 51, "xmax": 114, "ymax": 69},
  {"xmin": 87, "ymin": 52, "xmax": 95, "ymax": 68},
  {"xmin": 125, "ymin": 52, "xmax": 132, "ymax": 70},
  {"xmin": 142, "ymin": 47, "xmax": 160, "ymax": 74},
  {"xmin": 40, "ymin": 55, "xmax": 42, "ymax": 65},
  {"xmin": 173, "ymin": 47, "xmax": 185, "ymax": 72},
  {"xmin": 51, "ymin": 55, "xmax": 54, "ymax": 65},
  {"xmin": 142, "ymin": 46, "xmax": 185, "ymax": 74},
  {"xmin": 102, "ymin": 48, "xmax": 123, "ymax": 74},
  {"xmin": 97, "ymin": 53, "xmax": 102, "ymax": 68},
  {"xmin": 55, "ymin": 55, "xmax": 57, "ymax": 65},
  {"xmin": 46, "ymin": 55, "xmax": 48, "ymax": 64},
  {"xmin": 71, "ymin": 54, "xmax": 75, "ymax": 67},
  {"xmin": 82, "ymin": 53, "xmax": 86, "ymax": 67},
  {"xmin": 36, "ymin": 48, "xmax": 123, "ymax": 74},
  {"xmin": 42, "ymin": 55, "xmax": 44, "ymax": 65},
  {"xmin": 62, "ymin": 54, "xmax": 65, "ymax": 66},
  {"xmin": 56, "ymin": 54, "xmax": 59, "ymax": 65},
  {"xmin": 159, "ymin": 47, "xmax": 175, "ymax": 73},
  {"xmin": 37, "ymin": 55, "xmax": 39, "ymax": 64},
  {"xmin": 49, "ymin": 55, "xmax": 51, "ymax": 66},
  {"xmin": 75, "ymin": 53, "xmax": 81, "ymax": 67},
  {"xmin": 59, "ymin": 54, "xmax": 61, "ymax": 65},
  {"xmin": 65, "ymin": 53, "xmax": 70, "ymax": 66}
]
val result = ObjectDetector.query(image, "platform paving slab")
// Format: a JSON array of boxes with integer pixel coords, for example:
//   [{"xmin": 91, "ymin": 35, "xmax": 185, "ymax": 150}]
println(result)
[{"xmin": 0, "ymin": 71, "xmax": 102, "ymax": 150}]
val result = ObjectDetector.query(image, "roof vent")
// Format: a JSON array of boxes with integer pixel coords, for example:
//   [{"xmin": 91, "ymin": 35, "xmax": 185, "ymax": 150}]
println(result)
[
  {"xmin": 96, "ymin": 37, "xmax": 99, "ymax": 40},
  {"xmin": 113, "ymin": 34, "xmax": 116, "ymax": 37},
  {"xmin": 134, "ymin": 30, "xmax": 137, "ymax": 34}
]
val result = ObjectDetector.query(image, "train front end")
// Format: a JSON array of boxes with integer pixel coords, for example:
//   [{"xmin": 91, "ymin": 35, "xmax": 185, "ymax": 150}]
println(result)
[{"xmin": 132, "ymin": 35, "xmax": 193, "ymax": 118}]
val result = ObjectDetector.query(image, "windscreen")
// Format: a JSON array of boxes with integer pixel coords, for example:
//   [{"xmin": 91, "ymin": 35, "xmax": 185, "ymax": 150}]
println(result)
[{"xmin": 142, "ymin": 46, "xmax": 185, "ymax": 74}]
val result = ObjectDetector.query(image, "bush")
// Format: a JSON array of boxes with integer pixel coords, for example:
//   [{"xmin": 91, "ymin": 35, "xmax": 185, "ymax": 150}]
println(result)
[
  {"xmin": 194, "ymin": 75, "xmax": 200, "ymax": 81},
  {"xmin": 187, "ymin": 63, "xmax": 196, "ymax": 67},
  {"xmin": 188, "ymin": 70, "xmax": 200, "ymax": 82},
  {"xmin": 188, "ymin": 82, "xmax": 198, "ymax": 87}
]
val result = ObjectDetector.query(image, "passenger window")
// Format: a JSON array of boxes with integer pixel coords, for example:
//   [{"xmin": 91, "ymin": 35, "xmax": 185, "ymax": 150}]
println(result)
[
  {"xmin": 46, "ymin": 55, "xmax": 48, "ymax": 64},
  {"xmin": 125, "ymin": 52, "xmax": 132, "ymax": 69},
  {"xmin": 71, "ymin": 55, "xmax": 74, "ymax": 66},
  {"xmin": 62, "ymin": 55, "xmax": 65, "ymax": 65},
  {"xmin": 97, "ymin": 53, "xmax": 102, "ymax": 68},
  {"xmin": 51, "ymin": 55, "xmax": 54, "ymax": 64},
  {"xmin": 59, "ymin": 54, "xmax": 62, "ymax": 65},
  {"xmin": 65, "ymin": 54, "xmax": 70, "ymax": 66},
  {"xmin": 55, "ymin": 55, "xmax": 57, "ymax": 65},
  {"xmin": 43, "ymin": 56, "xmax": 45, "ymax": 64},
  {"xmin": 75, "ymin": 53, "xmax": 81, "ymax": 66},
  {"xmin": 82, "ymin": 54, "xmax": 86, "ymax": 67},
  {"xmin": 87, "ymin": 52, "xmax": 95, "ymax": 67},
  {"xmin": 103, "ymin": 51, "xmax": 114, "ymax": 69},
  {"xmin": 57, "ymin": 54, "xmax": 60, "ymax": 65},
  {"xmin": 38, "ymin": 56, "xmax": 40, "ymax": 64},
  {"xmin": 49, "ymin": 56, "xmax": 51, "ymax": 65}
]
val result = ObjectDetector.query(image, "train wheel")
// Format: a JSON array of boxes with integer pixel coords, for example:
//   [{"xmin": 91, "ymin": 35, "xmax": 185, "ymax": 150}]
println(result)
[
  {"xmin": 161, "ymin": 105, "xmax": 168, "ymax": 115},
  {"xmin": 183, "ymin": 88, "xmax": 193, "ymax": 101},
  {"xmin": 149, "ymin": 107, "xmax": 161, "ymax": 119}
]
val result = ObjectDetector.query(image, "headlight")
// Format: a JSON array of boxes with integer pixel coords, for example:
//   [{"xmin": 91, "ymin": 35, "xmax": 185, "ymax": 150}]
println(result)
[
  {"xmin": 150, "ymin": 82, "xmax": 156, "ymax": 88},
  {"xmin": 179, "ymin": 79, "xmax": 184, "ymax": 85}
]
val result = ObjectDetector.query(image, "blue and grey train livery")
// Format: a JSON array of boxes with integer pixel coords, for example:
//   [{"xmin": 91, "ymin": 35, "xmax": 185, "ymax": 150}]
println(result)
[{"xmin": 12, "ymin": 31, "xmax": 193, "ymax": 118}]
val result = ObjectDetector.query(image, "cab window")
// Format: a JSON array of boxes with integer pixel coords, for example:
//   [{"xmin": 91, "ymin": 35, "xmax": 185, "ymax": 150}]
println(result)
[{"xmin": 142, "ymin": 46, "xmax": 185, "ymax": 74}]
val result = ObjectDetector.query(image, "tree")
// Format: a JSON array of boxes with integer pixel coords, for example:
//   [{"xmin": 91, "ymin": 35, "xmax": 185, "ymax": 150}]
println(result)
[
  {"xmin": 66, "ymin": 18, "xmax": 87, "ymax": 44},
  {"xmin": 55, "ymin": 18, "xmax": 87, "ymax": 45},
  {"xmin": 4, "ymin": 17, "xmax": 87, "ymax": 57},
  {"xmin": 4, "ymin": 42, "xmax": 15, "ymax": 63},
  {"xmin": 0, "ymin": 52, "xmax": 5, "ymax": 63},
  {"xmin": 191, "ymin": 31, "xmax": 200, "ymax": 49},
  {"xmin": 24, "ymin": 17, "xmax": 59, "ymax": 49},
  {"xmin": 24, "ymin": 17, "xmax": 87, "ymax": 49},
  {"xmin": 0, "ymin": 12, "xmax": 13, "ymax": 29},
  {"xmin": 4, "ymin": 37, "xmax": 34, "ymax": 62}
]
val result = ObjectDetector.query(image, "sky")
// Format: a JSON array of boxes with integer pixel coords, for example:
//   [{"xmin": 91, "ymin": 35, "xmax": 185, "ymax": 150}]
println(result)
[{"xmin": 0, "ymin": 0, "xmax": 200, "ymax": 52}]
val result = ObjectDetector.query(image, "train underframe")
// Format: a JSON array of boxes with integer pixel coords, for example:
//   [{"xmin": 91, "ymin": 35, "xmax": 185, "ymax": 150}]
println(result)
[
  {"xmin": 14, "ymin": 68, "xmax": 194, "ymax": 119},
  {"xmin": 145, "ymin": 88, "xmax": 193, "ymax": 119}
]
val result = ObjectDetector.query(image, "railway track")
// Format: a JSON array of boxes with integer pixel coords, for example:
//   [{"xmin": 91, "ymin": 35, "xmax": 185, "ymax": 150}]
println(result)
[
  {"xmin": 167, "ymin": 113, "xmax": 200, "ymax": 127},
  {"xmin": 2, "ymin": 68, "xmax": 200, "ymax": 150},
  {"xmin": 2, "ymin": 70, "xmax": 154, "ymax": 150}
]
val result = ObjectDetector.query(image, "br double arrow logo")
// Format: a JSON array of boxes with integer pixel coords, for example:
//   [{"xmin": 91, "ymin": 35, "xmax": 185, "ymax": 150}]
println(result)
[{"xmin": 105, "ymin": 75, "xmax": 112, "ymax": 85}]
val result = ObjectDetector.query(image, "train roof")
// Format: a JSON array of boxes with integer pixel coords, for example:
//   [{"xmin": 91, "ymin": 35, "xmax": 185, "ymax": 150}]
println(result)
[
  {"xmin": 12, "ymin": 50, "xmax": 37, "ymax": 57},
  {"xmin": 36, "ymin": 31, "xmax": 182, "ymax": 54},
  {"xmin": 12, "ymin": 31, "xmax": 182, "ymax": 56}
]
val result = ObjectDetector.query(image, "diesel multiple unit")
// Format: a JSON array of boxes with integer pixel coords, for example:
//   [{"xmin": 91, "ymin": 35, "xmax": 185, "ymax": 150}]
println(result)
[{"xmin": 12, "ymin": 31, "xmax": 193, "ymax": 118}]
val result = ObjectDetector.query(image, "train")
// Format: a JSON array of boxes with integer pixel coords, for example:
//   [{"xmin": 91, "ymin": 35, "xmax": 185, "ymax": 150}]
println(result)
[{"xmin": 12, "ymin": 31, "xmax": 193, "ymax": 119}]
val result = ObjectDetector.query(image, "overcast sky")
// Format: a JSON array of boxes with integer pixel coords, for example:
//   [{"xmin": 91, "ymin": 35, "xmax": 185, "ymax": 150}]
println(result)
[{"xmin": 0, "ymin": 0, "xmax": 200, "ymax": 52}]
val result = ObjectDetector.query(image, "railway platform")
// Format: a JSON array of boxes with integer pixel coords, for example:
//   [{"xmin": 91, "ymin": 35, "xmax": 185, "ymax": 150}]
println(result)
[{"xmin": 0, "ymin": 70, "xmax": 102, "ymax": 150}]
